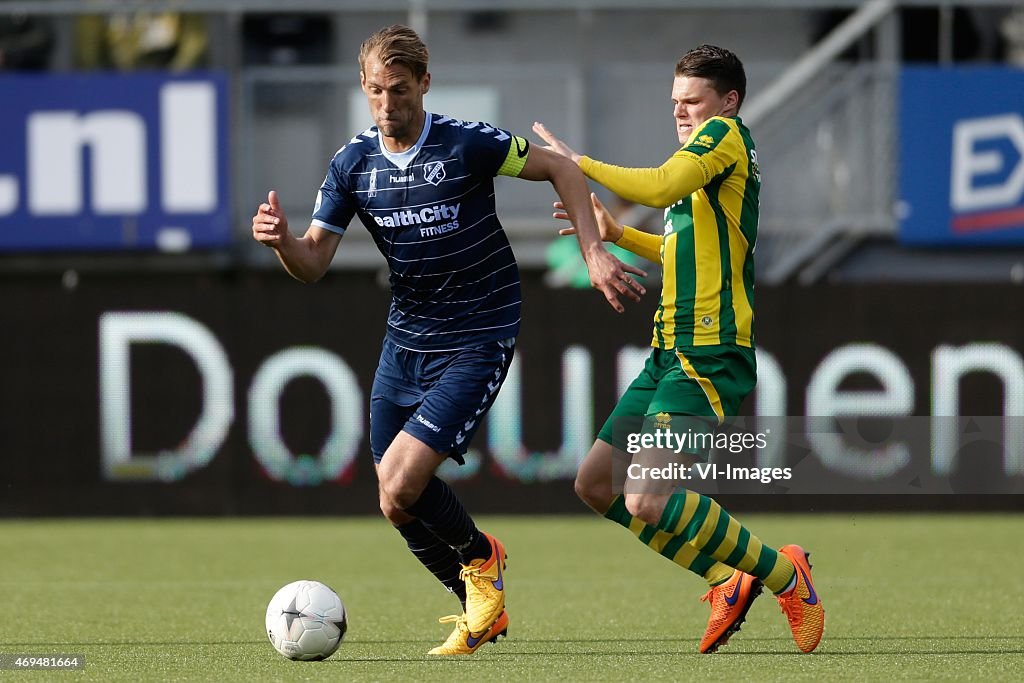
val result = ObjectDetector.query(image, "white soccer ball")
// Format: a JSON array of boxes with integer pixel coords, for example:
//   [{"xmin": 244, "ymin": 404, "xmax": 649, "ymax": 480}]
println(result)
[{"xmin": 265, "ymin": 580, "xmax": 347, "ymax": 661}]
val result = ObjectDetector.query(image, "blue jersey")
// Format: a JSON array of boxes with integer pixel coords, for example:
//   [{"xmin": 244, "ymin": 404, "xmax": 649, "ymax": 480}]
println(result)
[{"xmin": 312, "ymin": 112, "xmax": 530, "ymax": 352}]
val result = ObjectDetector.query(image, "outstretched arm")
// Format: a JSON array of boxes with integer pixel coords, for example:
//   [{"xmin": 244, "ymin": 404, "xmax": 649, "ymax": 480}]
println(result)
[
  {"xmin": 517, "ymin": 146, "xmax": 646, "ymax": 312},
  {"xmin": 533, "ymin": 121, "xmax": 706, "ymax": 209},
  {"xmin": 534, "ymin": 123, "xmax": 663, "ymax": 262},
  {"xmin": 579, "ymin": 155, "xmax": 706, "ymax": 209},
  {"xmin": 553, "ymin": 194, "xmax": 663, "ymax": 264},
  {"xmin": 252, "ymin": 190, "xmax": 342, "ymax": 283}
]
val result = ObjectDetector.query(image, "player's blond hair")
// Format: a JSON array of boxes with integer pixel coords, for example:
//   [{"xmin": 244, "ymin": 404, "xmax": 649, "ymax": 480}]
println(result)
[{"xmin": 358, "ymin": 25, "xmax": 429, "ymax": 80}]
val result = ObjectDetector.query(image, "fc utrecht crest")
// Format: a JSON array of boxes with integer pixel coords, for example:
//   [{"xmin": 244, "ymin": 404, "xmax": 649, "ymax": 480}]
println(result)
[{"xmin": 423, "ymin": 161, "xmax": 446, "ymax": 185}]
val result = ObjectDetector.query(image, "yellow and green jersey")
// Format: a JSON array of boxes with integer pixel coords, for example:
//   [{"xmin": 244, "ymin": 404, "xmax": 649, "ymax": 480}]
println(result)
[{"xmin": 579, "ymin": 115, "xmax": 760, "ymax": 349}]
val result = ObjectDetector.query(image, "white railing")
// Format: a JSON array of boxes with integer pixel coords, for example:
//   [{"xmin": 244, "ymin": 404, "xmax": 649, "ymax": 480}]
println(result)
[{"xmin": 2, "ymin": 1, "xmax": 1019, "ymax": 274}]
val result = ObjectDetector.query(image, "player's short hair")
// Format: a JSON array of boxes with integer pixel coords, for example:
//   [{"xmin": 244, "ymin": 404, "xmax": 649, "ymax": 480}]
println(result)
[
  {"xmin": 359, "ymin": 24, "xmax": 429, "ymax": 80},
  {"xmin": 675, "ymin": 45, "xmax": 747, "ymax": 110}
]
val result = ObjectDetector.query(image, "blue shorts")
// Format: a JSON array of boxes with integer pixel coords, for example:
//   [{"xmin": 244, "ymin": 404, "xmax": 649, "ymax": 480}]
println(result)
[{"xmin": 369, "ymin": 337, "xmax": 515, "ymax": 464}]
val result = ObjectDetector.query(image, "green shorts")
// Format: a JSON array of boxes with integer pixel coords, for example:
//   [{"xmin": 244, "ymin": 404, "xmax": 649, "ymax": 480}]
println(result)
[{"xmin": 597, "ymin": 344, "xmax": 756, "ymax": 453}]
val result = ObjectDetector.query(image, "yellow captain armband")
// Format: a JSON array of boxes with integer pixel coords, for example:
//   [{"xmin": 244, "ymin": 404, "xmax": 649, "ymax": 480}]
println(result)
[{"xmin": 497, "ymin": 136, "xmax": 530, "ymax": 177}]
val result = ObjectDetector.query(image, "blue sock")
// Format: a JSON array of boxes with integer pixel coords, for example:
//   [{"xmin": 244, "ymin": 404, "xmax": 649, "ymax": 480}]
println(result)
[
  {"xmin": 403, "ymin": 476, "xmax": 492, "ymax": 564},
  {"xmin": 395, "ymin": 520, "xmax": 466, "ymax": 608}
]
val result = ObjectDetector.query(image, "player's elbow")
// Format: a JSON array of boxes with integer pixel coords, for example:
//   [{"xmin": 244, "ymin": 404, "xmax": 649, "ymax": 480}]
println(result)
[
  {"xmin": 291, "ymin": 232, "xmax": 338, "ymax": 283},
  {"xmin": 641, "ymin": 163, "xmax": 700, "ymax": 208},
  {"xmin": 552, "ymin": 151, "xmax": 578, "ymax": 172},
  {"xmin": 301, "ymin": 265, "xmax": 331, "ymax": 284},
  {"xmin": 644, "ymin": 190, "xmax": 679, "ymax": 209},
  {"xmin": 295, "ymin": 272, "xmax": 322, "ymax": 284},
  {"xmin": 285, "ymin": 271, "xmax": 314, "ymax": 285},
  {"xmin": 541, "ymin": 149, "xmax": 583, "ymax": 183},
  {"xmin": 285, "ymin": 260, "xmax": 329, "ymax": 284}
]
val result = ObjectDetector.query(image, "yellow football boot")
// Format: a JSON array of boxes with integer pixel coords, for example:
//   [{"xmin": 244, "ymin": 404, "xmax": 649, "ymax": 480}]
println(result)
[
  {"xmin": 461, "ymin": 532, "xmax": 507, "ymax": 635},
  {"xmin": 426, "ymin": 610, "xmax": 509, "ymax": 655}
]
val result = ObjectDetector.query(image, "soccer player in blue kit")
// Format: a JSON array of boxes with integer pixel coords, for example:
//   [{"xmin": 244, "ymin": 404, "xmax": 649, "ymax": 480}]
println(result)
[{"xmin": 251, "ymin": 24, "xmax": 646, "ymax": 655}]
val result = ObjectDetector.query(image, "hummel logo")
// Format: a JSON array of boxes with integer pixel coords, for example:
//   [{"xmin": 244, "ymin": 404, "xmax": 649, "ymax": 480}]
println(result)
[{"xmin": 464, "ymin": 419, "xmax": 476, "ymax": 431}]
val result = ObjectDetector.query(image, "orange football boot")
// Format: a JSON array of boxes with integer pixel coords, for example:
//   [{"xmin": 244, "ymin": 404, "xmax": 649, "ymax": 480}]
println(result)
[
  {"xmin": 775, "ymin": 544, "xmax": 825, "ymax": 653},
  {"xmin": 698, "ymin": 569, "xmax": 763, "ymax": 653}
]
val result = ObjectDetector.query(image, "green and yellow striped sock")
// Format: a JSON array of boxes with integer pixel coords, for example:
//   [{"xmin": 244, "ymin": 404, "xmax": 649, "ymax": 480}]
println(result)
[
  {"xmin": 604, "ymin": 495, "xmax": 733, "ymax": 586},
  {"xmin": 655, "ymin": 491, "xmax": 796, "ymax": 593}
]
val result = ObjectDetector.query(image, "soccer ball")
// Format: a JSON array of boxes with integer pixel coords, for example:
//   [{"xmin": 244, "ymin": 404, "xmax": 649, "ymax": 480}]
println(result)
[{"xmin": 265, "ymin": 580, "xmax": 347, "ymax": 661}]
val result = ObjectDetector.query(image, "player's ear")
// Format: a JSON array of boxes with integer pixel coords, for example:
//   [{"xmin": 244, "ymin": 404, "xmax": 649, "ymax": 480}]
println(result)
[
  {"xmin": 421, "ymin": 72, "xmax": 431, "ymax": 95},
  {"xmin": 723, "ymin": 89, "xmax": 739, "ymax": 115}
]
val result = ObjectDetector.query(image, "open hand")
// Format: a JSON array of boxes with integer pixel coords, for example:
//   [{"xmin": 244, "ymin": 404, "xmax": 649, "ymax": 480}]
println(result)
[
  {"xmin": 553, "ymin": 193, "xmax": 624, "ymax": 243},
  {"xmin": 584, "ymin": 246, "xmax": 647, "ymax": 313},
  {"xmin": 532, "ymin": 121, "xmax": 582, "ymax": 164}
]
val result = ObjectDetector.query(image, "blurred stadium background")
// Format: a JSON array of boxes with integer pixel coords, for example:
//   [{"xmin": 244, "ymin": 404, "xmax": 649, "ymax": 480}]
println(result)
[
  {"xmin": 2, "ymin": 1, "xmax": 1024, "ymax": 678},
  {"xmin": 2, "ymin": 0, "xmax": 1022, "ymax": 513}
]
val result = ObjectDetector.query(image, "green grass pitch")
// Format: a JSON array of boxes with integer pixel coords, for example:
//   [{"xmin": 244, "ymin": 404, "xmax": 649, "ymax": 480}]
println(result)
[{"xmin": 1, "ymin": 514, "xmax": 1022, "ymax": 681}]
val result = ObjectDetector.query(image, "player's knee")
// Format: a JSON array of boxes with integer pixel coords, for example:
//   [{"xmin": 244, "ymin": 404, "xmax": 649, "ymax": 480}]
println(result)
[
  {"xmin": 378, "ymin": 489, "xmax": 400, "ymax": 519},
  {"xmin": 573, "ymin": 475, "xmax": 592, "ymax": 504},
  {"xmin": 624, "ymin": 493, "xmax": 662, "ymax": 527},
  {"xmin": 575, "ymin": 474, "xmax": 611, "ymax": 514},
  {"xmin": 378, "ymin": 492, "xmax": 414, "ymax": 524},
  {"xmin": 380, "ymin": 474, "xmax": 424, "ymax": 511}
]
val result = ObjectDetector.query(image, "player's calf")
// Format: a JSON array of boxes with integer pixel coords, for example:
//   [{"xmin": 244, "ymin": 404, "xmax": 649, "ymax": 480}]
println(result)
[{"xmin": 623, "ymin": 492, "xmax": 673, "ymax": 527}]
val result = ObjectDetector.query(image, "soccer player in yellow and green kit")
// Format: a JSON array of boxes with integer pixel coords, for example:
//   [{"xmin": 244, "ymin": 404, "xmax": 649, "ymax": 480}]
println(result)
[{"xmin": 534, "ymin": 45, "xmax": 824, "ymax": 654}]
